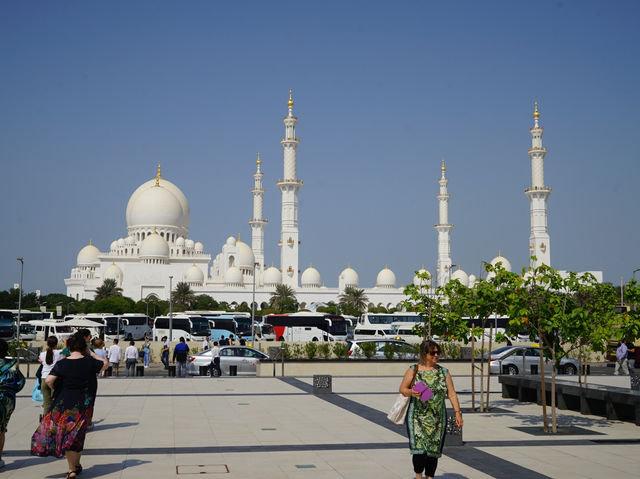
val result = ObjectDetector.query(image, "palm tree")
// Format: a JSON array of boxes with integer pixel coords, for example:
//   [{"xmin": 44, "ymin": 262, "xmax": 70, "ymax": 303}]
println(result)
[
  {"xmin": 172, "ymin": 282, "xmax": 196, "ymax": 308},
  {"xmin": 339, "ymin": 286, "xmax": 369, "ymax": 316},
  {"xmin": 269, "ymin": 284, "xmax": 298, "ymax": 313},
  {"xmin": 95, "ymin": 279, "xmax": 123, "ymax": 300}
]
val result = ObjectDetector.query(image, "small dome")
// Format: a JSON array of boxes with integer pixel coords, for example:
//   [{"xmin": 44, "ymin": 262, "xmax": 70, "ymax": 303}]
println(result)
[
  {"xmin": 139, "ymin": 232, "xmax": 169, "ymax": 258},
  {"xmin": 225, "ymin": 236, "xmax": 237, "ymax": 246},
  {"xmin": 194, "ymin": 241, "xmax": 204, "ymax": 253},
  {"xmin": 176, "ymin": 236, "xmax": 185, "ymax": 247},
  {"xmin": 103, "ymin": 263, "xmax": 123, "ymax": 283},
  {"xmin": 376, "ymin": 266, "xmax": 396, "ymax": 288},
  {"xmin": 185, "ymin": 238, "xmax": 195, "ymax": 249},
  {"xmin": 263, "ymin": 266, "xmax": 282, "ymax": 286},
  {"xmin": 413, "ymin": 268, "xmax": 431, "ymax": 288},
  {"xmin": 125, "ymin": 235, "xmax": 136, "ymax": 246},
  {"xmin": 236, "ymin": 238, "xmax": 255, "ymax": 268},
  {"xmin": 110, "ymin": 240, "xmax": 118, "ymax": 251},
  {"xmin": 301, "ymin": 265, "xmax": 321, "ymax": 288},
  {"xmin": 77, "ymin": 242, "xmax": 100, "ymax": 266},
  {"xmin": 450, "ymin": 269, "xmax": 469, "ymax": 287},
  {"xmin": 224, "ymin": 266, "xmax": 243, "ymax": 286},
  {"xmin": 184, "ymin": 264, "xmax": 204, "ymax": 283},
  {"xmin": 339, "ymin": 266, "xmax": 359, "ymax": 287},
  {"xmin": 490, "ymin": 254, "xmax": 512, "ymax": 272},
  {"xmin": 468, "ymin": 274, "xmax": 477, "ymax": 285},
  {"xmin": 117, "ymin": 238, "xmax": 125, "ymax": 247}
]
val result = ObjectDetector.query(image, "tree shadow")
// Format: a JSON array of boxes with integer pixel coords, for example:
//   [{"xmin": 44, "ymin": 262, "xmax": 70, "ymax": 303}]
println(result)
[
  {"xmin": 90, "ymin": 421, "xmax": 139, "ymax": 432},
  {"xmin": 439, "ymin": 474, "xmax": 472, "ymax": 479}
]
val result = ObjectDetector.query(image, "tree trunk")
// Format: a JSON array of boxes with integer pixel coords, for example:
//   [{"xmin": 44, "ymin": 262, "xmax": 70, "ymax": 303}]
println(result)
[
  {"xmin": 479, "ymin": 327, "xmax": 485, "ymax": 412},
  {"xmin": 471, "ymin": 327, "xmax": 476, "ymax": 412},
  {"xmin": 539, "ymin": 343, "xmax": 549, "ymax": 432},
  {"xmin": 551, "ymin": 345, "xmax": 557, "ymax": 434}
]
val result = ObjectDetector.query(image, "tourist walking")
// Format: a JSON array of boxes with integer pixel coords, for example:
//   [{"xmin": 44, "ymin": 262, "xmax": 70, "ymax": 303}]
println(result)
[
  {"xmin": 142, "ymin": 337, "xmax": 151, "ymax": 368},
  {"xmin": 614, "ymin": 339, "xmax": 630, "ymax": 376},
  {"xmin": 38, "ymin": 337, "xmax": 62, "ymax": 415},
  {"xmin": 92, "ymin": 339, "xmax": 107, "ymax": 377},
  {"xmin": 31, "ymin": 331, "xmax": 108, "ymax": 478},
  {"xmin": 398, "ymin": 340, "xmax": 463, "ymax": 479},
  {"xmin": 125, "ymin": 341, "xmax": 138, "ymax": 377},
  {"xmin": 202, "ymin": 335, "xmax": 211, "ymax": 351},
  {"xmin": 173, "ymin": 337, "xmax": 189, "ymax": 377},
  {"xmin": 160, "ymin": 336, "xmax": 170, "ymax": 370},
  {"xmin": 107, "ymin": 339, "xmax": 122, "ymax": 376},
  {"xmin": 209, "ymin": 341, "xmax": 221, "ymax": 377},
  {"xmin": 0, "ymin": 339, "xmax": 26, "ymax": 469}
]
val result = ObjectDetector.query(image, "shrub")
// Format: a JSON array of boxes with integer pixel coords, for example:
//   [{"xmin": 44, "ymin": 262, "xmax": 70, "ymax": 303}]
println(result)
[
  {"xmin": 333, "ymin": 342, "xmax": 349, "ymax": 359},
  {"xmin": 304, "ymin": 341, "xmax": 318, "ymax": 359},
  {"xmin": 281, "ymin": 343, "xmax": 292, "ymax": 359},
  {"xmin": 317, "ymin": 342, "xmax": 331, "ymax": 359},
  {"xmin": 383, "ymin": 342, "xmax": 396, "ymax": 360},
  {"xmin": 360, "ymin": 341, "xmax": 377, "ymax": 359},
  {"xmin": 440, "ymin": 342, "xmax": 461, "ymax": 359}
]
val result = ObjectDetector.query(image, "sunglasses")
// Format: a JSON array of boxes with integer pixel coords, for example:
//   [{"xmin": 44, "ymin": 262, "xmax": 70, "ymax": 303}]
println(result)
[{"xmin": 428, "ymin": 350, "xmax": 440, "ymax": 356}]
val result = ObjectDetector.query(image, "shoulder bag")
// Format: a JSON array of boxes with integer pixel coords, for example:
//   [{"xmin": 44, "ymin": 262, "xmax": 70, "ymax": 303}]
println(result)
[{"xmin": 387, "ymin": 364, "xmax": 418, "ymax": 425}]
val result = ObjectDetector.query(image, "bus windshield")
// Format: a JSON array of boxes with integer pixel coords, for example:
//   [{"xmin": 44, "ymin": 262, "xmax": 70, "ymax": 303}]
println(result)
[
  {"xmin": 104, "ymin": 317, "xmax": 124, "ymax": 335},
  {"xmin": 190, "ymin": 317, "xmax": 211, "ymax": 336}
]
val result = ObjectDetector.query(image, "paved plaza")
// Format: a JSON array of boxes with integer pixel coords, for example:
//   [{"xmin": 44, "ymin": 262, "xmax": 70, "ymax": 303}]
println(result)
[{"xmin": 2, "ymin": 372, "xmax": 639, "ymax": 478}]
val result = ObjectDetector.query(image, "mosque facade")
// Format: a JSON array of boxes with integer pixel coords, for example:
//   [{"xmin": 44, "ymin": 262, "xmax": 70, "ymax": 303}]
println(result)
[{"xmin": 65, "ymin": 94, "xmax": 598, "ymax": 309}]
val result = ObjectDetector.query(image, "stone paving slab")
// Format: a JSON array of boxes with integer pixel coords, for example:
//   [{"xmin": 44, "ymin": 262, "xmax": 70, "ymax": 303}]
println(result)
[{"xmin": 2, "ymin": 375, "xmax": 639, "ymax": 478}]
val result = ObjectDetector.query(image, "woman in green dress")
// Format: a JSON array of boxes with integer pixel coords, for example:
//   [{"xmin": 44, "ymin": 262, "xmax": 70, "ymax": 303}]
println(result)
[{"xmin": 399, "ymin": 340, "xmax": 463, "ymax": 479}]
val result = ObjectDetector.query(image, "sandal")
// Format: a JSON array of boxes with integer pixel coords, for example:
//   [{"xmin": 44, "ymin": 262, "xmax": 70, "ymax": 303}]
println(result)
[
  {"xmin": 75, "ymin": 464, "xmax": 83, "ymax": 474},
  {"xmin": 66, "ymin": 471, "xmax": 77, "ymax": 479}
]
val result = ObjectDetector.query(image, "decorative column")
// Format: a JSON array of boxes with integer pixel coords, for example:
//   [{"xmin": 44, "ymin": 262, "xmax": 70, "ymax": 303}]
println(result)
[
  {"xmin": 277, "ymin": 90, "xmax": 303, "ymax": 288},
  {"xmin": 525, "ymin": 101, "xmax": 551, "ymax": 268},
  {"xmin": 435, "ymin": 159, "xmax": 453, "ymax": 287},
  {"xmin": 249, "ymin": 153, "xmax": 267, "ymax": 277}
]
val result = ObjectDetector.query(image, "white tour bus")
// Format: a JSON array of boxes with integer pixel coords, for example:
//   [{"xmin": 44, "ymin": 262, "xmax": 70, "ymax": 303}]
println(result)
[
  {"xmin": 82, "ymin": 314, "xmax": 126, "ymax": 341},
  {"xmin": 264, "ymin": 313, "xmax": 342, "ymax": 342},
  {"xmin": 29, "ymin": 320, "xmax": 74, "ymax": 341},
  {"xmin": 152, "ymin": 314, "xmax": 214, "ymax": 341},
  {"xmin": 120, "ymin": 314, "xmax": 152, "ymax": 340},
  {"xmin": 353, "ymin": 312, "xmax": 420, "ymax": 339}
]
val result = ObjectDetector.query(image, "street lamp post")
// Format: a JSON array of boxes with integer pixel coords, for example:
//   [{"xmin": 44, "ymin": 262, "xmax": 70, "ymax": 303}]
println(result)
[
  {"xmin": 251, "ymin": 262, "xmax": 257, "ymax": 345},
  {"xmin": 168, "ymin": 276, "xmax": 173, "ymax": 343},
  {"xmin": 633, "ymin": 268, "xmax": 640, "ymax": 281},
  {"xmin": 16, "ymin": 258, "xmax": 24, "ymax": 343}
]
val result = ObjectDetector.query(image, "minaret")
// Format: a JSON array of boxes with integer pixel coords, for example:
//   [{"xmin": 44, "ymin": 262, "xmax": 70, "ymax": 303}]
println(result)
[
  {"xmin": 277, "ymin": 90, "xmax": 303, "ymax": 288},
  {"xmin": 525, "ymin": 101, "xmax": 551, "ymax": 268},
  {"xmin": 435, "ymin": 159, "xmax": 453, "ymax": 287},
  {"xmin": 249, "ymin": 153, "xmax": 267, "ymax": 277}
]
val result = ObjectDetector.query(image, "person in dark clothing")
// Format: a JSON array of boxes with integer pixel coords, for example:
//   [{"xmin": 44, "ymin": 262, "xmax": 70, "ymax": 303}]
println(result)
[{"xmin": 173, "ymin": 337, "xmax": 190, "ymax": 378}]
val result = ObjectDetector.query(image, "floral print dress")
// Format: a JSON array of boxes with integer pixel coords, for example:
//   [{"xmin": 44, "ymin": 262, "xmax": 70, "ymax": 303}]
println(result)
[
  {"xmin": 0, "ymin": 358, "xmax": 26, "ymax": 432},
  {"xmin": 31, "ymin": 356, "xmax": 103, "ymax": 457},
  {"xmin": 406, "ymin": 365, "xmax": 448, "ymax": 457}
]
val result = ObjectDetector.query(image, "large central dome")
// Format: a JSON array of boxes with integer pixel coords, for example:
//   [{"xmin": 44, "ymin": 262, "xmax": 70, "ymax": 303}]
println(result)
[{"xmin": 126, "ymin": 166, "xmax": 190, "ymax": 235}]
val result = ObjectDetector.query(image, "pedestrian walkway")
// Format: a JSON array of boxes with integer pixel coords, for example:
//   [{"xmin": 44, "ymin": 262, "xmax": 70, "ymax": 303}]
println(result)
[{"xmin": 3, "ymin": 375, "xmax": 638, "ymax": 478}]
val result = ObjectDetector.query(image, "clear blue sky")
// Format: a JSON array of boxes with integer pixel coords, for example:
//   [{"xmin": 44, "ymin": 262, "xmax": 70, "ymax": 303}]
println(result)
[{"xmin": 1, "ymin": 0, "xmax": 639, "ymax": 296}]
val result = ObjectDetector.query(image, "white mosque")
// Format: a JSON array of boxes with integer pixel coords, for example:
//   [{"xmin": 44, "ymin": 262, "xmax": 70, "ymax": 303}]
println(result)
[{"xmin": 65, "ymin": 94, "xmax": 599, "ymax": 309}]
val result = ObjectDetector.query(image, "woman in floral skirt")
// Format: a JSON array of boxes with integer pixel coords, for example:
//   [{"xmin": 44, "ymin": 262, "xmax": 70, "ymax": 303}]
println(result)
[
  {"xmin": 399, "ymin": 340, "xmax": 464, "ymax": 479},
  {"xmin": 31, "ymin": 331, "xmax": 107, "ymax": 478}
]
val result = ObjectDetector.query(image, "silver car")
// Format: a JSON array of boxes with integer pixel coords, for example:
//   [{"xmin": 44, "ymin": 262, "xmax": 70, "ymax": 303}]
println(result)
[
  {"xmin": 347, "ymin": 339, "xmax": 418, "ymax": 359},
  {"xmin": 489, "ymin": 346, "xmax": 579, "ymax": 375},
  {"xmin": 186, "ymin": 346, "xmax": 269, "ymax": 376}
]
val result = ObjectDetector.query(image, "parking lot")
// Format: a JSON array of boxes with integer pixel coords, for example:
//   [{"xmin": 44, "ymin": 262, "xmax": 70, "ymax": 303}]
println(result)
[{"xmin": 2, "ymin": 374, "xmax": 639, "ymax": 478}]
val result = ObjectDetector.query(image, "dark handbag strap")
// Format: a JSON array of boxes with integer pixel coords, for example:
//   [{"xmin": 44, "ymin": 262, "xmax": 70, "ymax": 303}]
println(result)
[{"xmin": 410, "ymin": 363, "xmax": 419, "ymax": 387}]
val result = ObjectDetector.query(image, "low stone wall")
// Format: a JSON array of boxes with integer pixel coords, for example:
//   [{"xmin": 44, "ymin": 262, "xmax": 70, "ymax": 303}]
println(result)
[{"xmin": 257, "ymin": 360, "xmax": 472, "ymax": 377}]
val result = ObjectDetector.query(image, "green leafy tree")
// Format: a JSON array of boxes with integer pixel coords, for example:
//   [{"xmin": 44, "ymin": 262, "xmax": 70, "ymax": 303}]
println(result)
[
  {"xmin": 269, "ymin": 285, "xmax": 298, "ymax": 313},
  {"xmin": 193, "ymin": 294, "xmax": 219, "ymax": 311},
  {"xmin": 90, "ymin": 296, "xmax": 135, "ymax": 314},
  {"xmin": 94, "ymin": 279, "xmax": 123, "ymax": 301},
  {"xmin": 338, "ymin": 286, "xmax": 369, "ymax": 316},
  {"xmin": 172, "ymin": 282, "xmax": 196, "ymax": 309}
]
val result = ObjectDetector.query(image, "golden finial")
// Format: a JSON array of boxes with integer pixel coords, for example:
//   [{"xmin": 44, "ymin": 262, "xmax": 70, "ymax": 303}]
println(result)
[
  {"xmin": 89, "ymin": 239, "xmax": 93, "ymax": 246},
  {"xmin": 153, "ymin": 227, "xmax": 158, "ymax": 234},
  {"xmin": 237, "ymin": 233, "xmax": 241, "ymax": 242},
  {"xmin": 155, "ymin": 162, "xmax": 162, "ymax": 186},
  {"xmin": 533, "ymin": 100, "xmax": 540, "ymax": 119},
  {"xmin": 288, "ymin": 89, "xmax": 294, "ymax": 108},
  {"xmin": 257, "ymin": 152, "xmax": 261, "ymax": 166},
  {"xmin": 441, "ymin": 157, "xmax": 446, "ymax": 172},
  {"xmin": 498, "ymin": 249, "xmax": 502, "ymax": 257}
]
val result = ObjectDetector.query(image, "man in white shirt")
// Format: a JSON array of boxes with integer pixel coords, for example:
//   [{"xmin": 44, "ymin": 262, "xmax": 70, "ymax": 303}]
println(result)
[
  {"xmin": 107, "ymin": 339, "xmax": 122, "ymax": 376},
  {"xmin": 202, "ymin": 335, "xmax": 211, "ymax": 351},
  {"xmin": 209, "ymin": 341, "xmax": 221, "ymax": 377},
  {"xmin": 125, "ymin": 340, "xmax": 139, "ymax": 377}
]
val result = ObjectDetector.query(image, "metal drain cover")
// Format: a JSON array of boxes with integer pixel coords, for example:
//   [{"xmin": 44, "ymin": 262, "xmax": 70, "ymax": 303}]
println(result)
[{"xmin": 176, "ymin": 464, "xmax": 229, "ymax": 474}]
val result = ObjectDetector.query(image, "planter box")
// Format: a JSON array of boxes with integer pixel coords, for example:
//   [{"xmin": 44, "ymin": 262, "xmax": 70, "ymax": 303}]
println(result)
[{"xmin": 257, "ymin": 360, "xmax": 470, "ymax": 377}]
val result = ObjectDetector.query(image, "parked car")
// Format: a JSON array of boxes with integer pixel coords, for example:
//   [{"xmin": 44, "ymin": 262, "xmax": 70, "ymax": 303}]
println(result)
[
  {"xmin": 347, "ymin": 339, "xmax": 417, "ymax": 359},
  {"xmin": 186, "ymin": 345, "xmax": 269, "ymax": 376},
  {"xmin": 488, "ymin": 346, "xmax": 579, "ymax": 375}
]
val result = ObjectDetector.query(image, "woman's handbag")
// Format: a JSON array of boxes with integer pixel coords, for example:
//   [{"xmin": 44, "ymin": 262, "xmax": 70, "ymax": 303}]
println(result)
[
  {"xmin": 32, "ymin": 379, "xmax": 43, "ymax": 402},
  {"xmin": 387, "ymin": 364, "xmax": 418, "ymax": 425}
]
